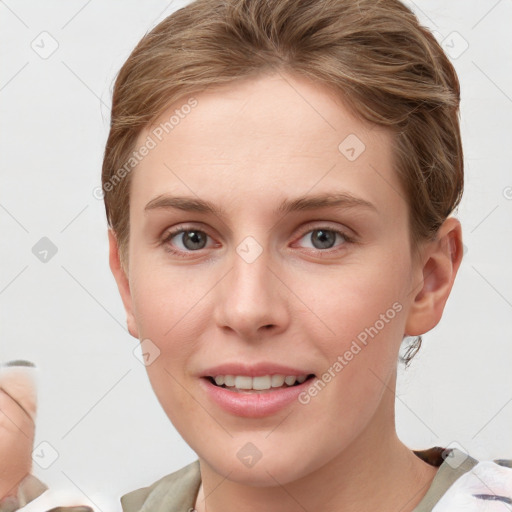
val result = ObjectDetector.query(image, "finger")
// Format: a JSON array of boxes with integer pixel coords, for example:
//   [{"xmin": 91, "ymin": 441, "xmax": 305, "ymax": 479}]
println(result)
[{"xmin": 0, "ymin": 361, "xmax": 37, "ymax": 422}]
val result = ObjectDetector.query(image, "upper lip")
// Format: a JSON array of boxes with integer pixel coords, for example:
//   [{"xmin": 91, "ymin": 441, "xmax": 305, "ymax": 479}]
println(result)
[{"xmin": 199, "ymin": 362, "xmax": 315, "ymax": 378}]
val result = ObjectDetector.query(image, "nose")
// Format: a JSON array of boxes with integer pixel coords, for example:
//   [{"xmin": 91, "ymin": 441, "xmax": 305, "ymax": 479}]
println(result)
[{"xmin": 213, "ymin": 238, "xmax": 289, "ymax": 341}]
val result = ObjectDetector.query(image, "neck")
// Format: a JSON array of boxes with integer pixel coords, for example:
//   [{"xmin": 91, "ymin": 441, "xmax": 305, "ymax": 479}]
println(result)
[{"xmin": 195, "ymin": 370, "xmax": 438, "ymax": 512}]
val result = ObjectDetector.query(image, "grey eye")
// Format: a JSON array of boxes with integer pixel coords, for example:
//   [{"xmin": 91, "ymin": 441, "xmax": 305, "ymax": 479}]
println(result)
[
  {"xmin": 298, "ymin": 229, "xmax": 346, "ymax": 250},
  {"xmin": 174, "ymin": 230, "xmax": 209, "ymax": 251}
]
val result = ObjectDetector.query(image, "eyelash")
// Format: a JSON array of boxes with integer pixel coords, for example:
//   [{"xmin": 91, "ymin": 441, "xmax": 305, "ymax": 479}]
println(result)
[{"xmin": 161, "ymin": 224, "xmax": 355, "ymax": 258}]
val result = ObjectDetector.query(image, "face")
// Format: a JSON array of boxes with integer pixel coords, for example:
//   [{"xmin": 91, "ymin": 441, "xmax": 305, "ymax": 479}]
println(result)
[{"xmin": 111, "ymin": 72, "xmax": 438, "ymax": 485}]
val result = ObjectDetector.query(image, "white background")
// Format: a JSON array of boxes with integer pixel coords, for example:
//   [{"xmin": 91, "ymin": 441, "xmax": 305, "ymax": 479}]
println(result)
[{"xmin": 1, "ymin": 1, "xmax": 511, "ymax": 510}]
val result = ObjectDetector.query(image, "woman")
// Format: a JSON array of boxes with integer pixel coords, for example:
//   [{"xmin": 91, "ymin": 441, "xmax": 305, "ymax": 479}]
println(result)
[{"xmin": 101, "ymin": 0, "xmax": 512, "ymax": 510}]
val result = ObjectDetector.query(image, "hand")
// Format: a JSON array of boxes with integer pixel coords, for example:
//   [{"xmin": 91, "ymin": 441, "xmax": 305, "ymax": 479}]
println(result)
[{"xmin": 0, "ymin": 361, "xmax": 37, "ymax": 501}]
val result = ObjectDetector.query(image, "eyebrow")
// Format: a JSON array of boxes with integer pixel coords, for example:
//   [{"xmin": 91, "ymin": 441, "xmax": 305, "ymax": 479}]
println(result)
[{"xmin": 144, "ymin": 192, "xmax": 377, "ymax": 217}]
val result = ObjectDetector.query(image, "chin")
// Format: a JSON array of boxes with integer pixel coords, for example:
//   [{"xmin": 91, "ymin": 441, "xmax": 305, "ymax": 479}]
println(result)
[{"xmin": 199, "ymin": 443, "xmax": 318, "ymax": 487}]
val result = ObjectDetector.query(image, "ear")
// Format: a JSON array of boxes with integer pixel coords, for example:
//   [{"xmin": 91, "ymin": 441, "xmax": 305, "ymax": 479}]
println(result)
[
  {"xmin": 108, "ymin": 229, "xmax": 139, "ymax": 339},
  {"xmin": 405, "ymin": 217, "xmax": 463, "ymax": 336}
]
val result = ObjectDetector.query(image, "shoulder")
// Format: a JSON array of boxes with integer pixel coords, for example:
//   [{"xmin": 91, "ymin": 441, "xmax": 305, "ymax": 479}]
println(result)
[
  {"xmin": 119, "ymin": 450, "xmax": 512, "ymax": 512},
  {"xmin": 412, "ymin": 446, "xmax": 512, "ymax": 512},
  {"xmin": 432, "ymin": 454, "xmax": 512, "ymax": 511},
  {"xmin": 120, "ymin": 459, "xmax": 201, "ymax": 512}
]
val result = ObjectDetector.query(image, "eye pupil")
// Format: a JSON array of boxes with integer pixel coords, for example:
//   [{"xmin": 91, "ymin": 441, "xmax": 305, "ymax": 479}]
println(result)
[
  {"xmin": 312, "ymin": 229, "xmax": 336, "ymax": 249},
  {"xmin": 183, "ymin": 230, "xmax": 207, "ymax": 250}
]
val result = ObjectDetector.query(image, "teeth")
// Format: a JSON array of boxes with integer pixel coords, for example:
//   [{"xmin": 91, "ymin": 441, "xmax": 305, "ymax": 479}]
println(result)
[
  {"xmin": 235, "ymin": 376, "xmax": 253, "ymax": 389},
  {"xmin": 211, "ymin": 374, "xmax": 310, "ymax": 390},
  {"xmin": 271, "ymin": 375, "xmax": 285, "ymax": 387},
  {"xmin": 253, "ymin": 376, "xmax": 272, "ymax": 390},
  {"xmin": 224, "ymin": 375, "xmax": 235, "ymax": 387}
]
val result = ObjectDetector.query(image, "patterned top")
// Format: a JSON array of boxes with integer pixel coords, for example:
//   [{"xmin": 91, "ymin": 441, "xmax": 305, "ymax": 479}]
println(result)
[{"xmin": 119, "ymin": 447, "xmax": 512, "ymax": 512}]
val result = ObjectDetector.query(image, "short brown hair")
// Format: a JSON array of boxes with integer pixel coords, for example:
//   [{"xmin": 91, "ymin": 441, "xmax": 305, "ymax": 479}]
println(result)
[{"xmin": 102, "ymin": 0, "xmax": 464, "ymax": 364}]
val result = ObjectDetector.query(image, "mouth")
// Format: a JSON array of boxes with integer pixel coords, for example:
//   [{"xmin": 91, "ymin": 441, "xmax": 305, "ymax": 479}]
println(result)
[
  {"xmin": 197, "ymin": 359, "xmax": 320, "ymax": 415},
  {"xmin": 203, "ymin": 373, "xmax": 316, "ymax": 394}
]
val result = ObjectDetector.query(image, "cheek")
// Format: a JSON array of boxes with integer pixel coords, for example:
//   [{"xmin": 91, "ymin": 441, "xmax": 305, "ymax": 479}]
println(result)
[
  {"xmin": 296, "ymin": 261, "xmax": 408, "ymax": 350},
  {"xmin": 130, "ymin": 283, "xmax": 194, "ymax": 382},
  {"xmin": 128, "ymin": 266, "xmax": 208, "ymax": 406},
  {"xmin": 130, "ymin": 263, "xmax": 198, "ymax": 338},
  {"xmin": 130, "ymin": 242, "xmax": 411, "ymax": 363}
]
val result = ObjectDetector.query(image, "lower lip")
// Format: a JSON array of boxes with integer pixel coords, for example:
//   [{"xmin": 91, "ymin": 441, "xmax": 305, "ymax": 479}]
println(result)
[{"xmin": 199, "ymin": 376, "xmax": 315, "ymax": 418}]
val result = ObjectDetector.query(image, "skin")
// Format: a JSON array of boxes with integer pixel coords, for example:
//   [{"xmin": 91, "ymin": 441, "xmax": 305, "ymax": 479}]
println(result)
[
  {"xmin": 109, "ymin": 71, "xmax": 463, "ymax": 512},
  {"xmin": 0, "ymin": 367, "xmax": 37, "ymax": 500}
]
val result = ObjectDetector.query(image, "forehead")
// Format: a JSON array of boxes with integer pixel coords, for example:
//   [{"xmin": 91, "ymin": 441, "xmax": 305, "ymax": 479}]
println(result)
[{"xmin": 130, "ymin": 72, "xmax": 406, "ymax": 222}]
